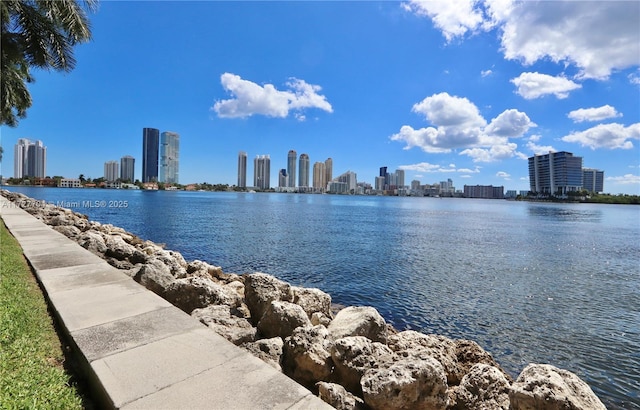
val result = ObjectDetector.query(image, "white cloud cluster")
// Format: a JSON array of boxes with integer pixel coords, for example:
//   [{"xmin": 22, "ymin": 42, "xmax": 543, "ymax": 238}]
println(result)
[
  {"xmin": 511, "ymin": 72, "xmax": 581, "ymax": 100},
  {"xmin": 496, "ymin": 171, "xmax": 511, "ymax": 180},
  {"xmin": 567, "ymin": 105, "xmax": 622, "ymax": 123},
  {"xmin": 405, "ymin": 0, "xmax": 640, "ymax": 80},
  {"xmin": 606, "ymin": 174, "xmax": 640, "ymax": 186},
  {"xmin": 525, "ymin": 135, "xmax": 556, "ymax": 155},
  {"xmin": 561, "ymin": 123, "xmax": 640, "ymax": 150},
  {"xmin": 390, "ymin": 92, "xmax": 535, "ymax": 162},
  {"xmin": 212, "ymin": 73, "xmax": 333, "ymax": 119},
  {"xmin": 399, "ymin": 162, "xmax": 481, "ymax": 174}
]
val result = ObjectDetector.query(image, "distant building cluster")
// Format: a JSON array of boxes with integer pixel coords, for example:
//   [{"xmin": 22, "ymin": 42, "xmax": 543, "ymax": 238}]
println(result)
[
  {"xmin": 14, "ymin": 138, "xmax": 46, "ymax": 178},
  {"xmin": 528, "ymin": 151, "xmax": 604, "ymax": 195},
  {"xmin": 141, "ymin": 128, "xmax": 180, "ymax": 184}
]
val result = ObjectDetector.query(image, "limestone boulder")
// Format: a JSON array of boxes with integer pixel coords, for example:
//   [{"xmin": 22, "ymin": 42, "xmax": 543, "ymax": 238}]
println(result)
[
  {"xmin": 192, "ymin": 305, "xmax": 257, "ymax": 345},
  {"xmin": 331, "ymin": 336, "xmax": 395, "ymax": 394},
  {"xmin": 49, "ymin": 214, "xmax": 72, "ymax": 226},
  {"xmin": 456, "ymin": 339, "xmax": 510, "ymax": 382},
  {"xmin": 282, "ymin": 325, "xmax": 334, "ymax": 389},
  {"xmin": 388, "ymin": 330, "xmax": 463, "ymax": 385},
  {"xmin": 509, "ymin": 364, "xmax": 606, "ymax": 410},
  {"xmin": 240, "ymin": 337, "xmax": 284, "ymax": 371},
  {"xmin": 134, "ymin": 258, "xmax": 176, "ymax": 297},
  {"xmin": 311, "ymin": 312, "xmax": 332, "ymax": 327},
  {"xmin": 155, "ymin": 249, "xmax": 188, "ymax": 278},
  {"xmin": 361, "ymin": 356, "xmax": 449, "ymax": 410},
  {"xmin": 292, "ymin": 286, "xmax": 332, "ymax": 319},
  {"xmin": 105, "ymin": 235, "xmax": 136, "ymax": 260},
  {"xmin": 317, "ymin": 382, "xmax": 366, "ymax": 410},
  {"xmin": 53, "ymin": 224, "xmax": 81, "ymax": 239},
  {"xmin": 327, "ymin": 306, "xmax": 388, "ymax": 343},
  {"xmin": 257, "ymin": 300, "xmax": 311, "ymax": 339},
  {"xmin": 451, "ymin": 364, "xmax": 510, "ymax": 410},
  {"xmin": 244, "ymin": 273, "xmax": 294, "ymax": 325},
  {"xmin": 164, "ymin": 276, "xmax": 238, "ymax": 313}
]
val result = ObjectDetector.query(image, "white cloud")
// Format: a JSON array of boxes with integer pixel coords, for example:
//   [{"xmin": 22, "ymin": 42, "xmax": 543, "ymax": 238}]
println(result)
[
  {"xmin": 526, "ymin": 134, "xmax": 556, "ymax": 155},
  {"xmin": 406, "ymin": 1, "xmax": 640, "ymax": 80},
  {"xmin": 481, "ymin": 69, "xmax": 493, "ymax": 77},
  {"xmin": 212, "ymin": 73, "xmax": 332, "ymax": 119},
  {"xmin": 391, "ymin": 92, "xmax": 533, "ymax": 162},
  {"xmin": 398, "ymin": 162, "xmax": 480, "ymax": 174},
  {"xmin": 402, "ymin": 0, "xmax": 484, "ymax": 43},
  {"xmin": 568, "ymin": 105, "xmax": 622, "ymax": 123},
  {"xmin": 629, "ymin": 72, "xmax": 640, "ymax": 86},
  {"xmin": 496, "ymin": 171, "xmax": 511, "ymax": 180},
  {"xmin": 562, "ymin": 123, "xmax": 640, "ymax": 150},
  {"xmin": 606, "ymin": 174, "xmax": 640, "ymax": 185},
  {"xmin": 511, "ymin": 72, "xmax": 581, "ymax": 99}
]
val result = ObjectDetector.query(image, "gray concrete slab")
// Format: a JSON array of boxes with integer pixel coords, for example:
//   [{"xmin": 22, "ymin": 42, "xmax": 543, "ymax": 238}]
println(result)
[
  {"xmin": 35, "ymin": 262, "xmax": 128, "ymax": 293},
  {"xmin": 71, "ymin": 307, "xmax": 203, "ymax": 362},
  {"xmin": 47, "ymin": 280, "xmax": 172, "ymax": 332},
  {"xmin": 92, "ymin": 328, "xmax": 246, "ymax": 408},
  {"xmin": 29, "ymin": 248, "xmax": 106, "ymax": 270},
  {"xmin": 22, "ymin": 241, "xmax": 82, "ymax": 257}
]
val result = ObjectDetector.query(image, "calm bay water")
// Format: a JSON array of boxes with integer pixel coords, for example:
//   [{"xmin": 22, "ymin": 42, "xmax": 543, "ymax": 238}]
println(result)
[{"xmin": 4, "ymin": 187, "xmax": 639, "ymax": 408}]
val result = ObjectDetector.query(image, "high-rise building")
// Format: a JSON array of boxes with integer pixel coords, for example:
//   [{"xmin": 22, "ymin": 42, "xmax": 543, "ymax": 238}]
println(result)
[
  {"xmin": 104, "ymin": 160, "xmax": 119, "ymax": 182},
  {"xmin": 159, "ymin": 131, "xmax": 179, "ymax": 184},
  {"xmin": 313, "ymin": 161, "xmax": 326, "ymax": 192},
  {"xmin": 238, "ymin": 151, "xmax": 247, "ymax": 188},
  {"xmin": 375, "ymin": 176, "xmax": 386, "ymax": 191},
  {"xmin": 254, "ymin": 155, "xmax": 271, "ymax": 190},
  {"xmin": 528, "ymin": 151, "xmax": 583, "ymax": 195},
  {"xmin": 395, "ymin": 169, "xmax": 405, "ymax": 188},
  {"xmin": 142, "ymin": 128, "xmax": 160, "ymax": 183},
  {"xmin": 379, "ymin": 166, "xmax": 388, "ymax": 190},
  {"xmin": 278, "ymin": 169, "xmax": 288, "ymax": 188},
  {"xmin": 120, "ymin": 155, "xmax": 135, "ymax": 182},
  {"xmin": 14, "ymin": 138, "xmax": 46, "ymax": 178},
  {"xmin": 463, "ymin": 185, "xmax": 504, "ymax": 199},
  {"xmin": 325, "ymin": 158, "xmax": 333, "ymax": 184},
  {"xmin": 331, "ymin": 171, "xmax": 357, "ymax": 193},
  {"xmin": 298, "ymin": 153, "xmax": 310, "ymax": 189},
  {"xmin": 583, "ymin": 168, "xmax": 604, "ymax": 193},
  {"xmin": 287, "ymin": 150, "xmax": 297, "ymax": 188}
]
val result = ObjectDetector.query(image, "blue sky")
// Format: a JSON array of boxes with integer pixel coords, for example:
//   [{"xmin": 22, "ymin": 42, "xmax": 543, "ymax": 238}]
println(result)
[{"xmin": 2, "ymin": 1, "xmax": 639, "ymax": 194}]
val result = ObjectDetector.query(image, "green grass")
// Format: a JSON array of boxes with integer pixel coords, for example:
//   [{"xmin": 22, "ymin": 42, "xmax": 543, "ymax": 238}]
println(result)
[{"xmin": 0, "ymin": 221, "xmax": 83, "ymax": 410}]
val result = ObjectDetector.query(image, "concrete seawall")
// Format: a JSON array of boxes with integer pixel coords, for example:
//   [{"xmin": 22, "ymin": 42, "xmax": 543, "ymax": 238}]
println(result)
[{"xmin": 0, "ymin": 195, "xmax": 332, "ymax": 409}]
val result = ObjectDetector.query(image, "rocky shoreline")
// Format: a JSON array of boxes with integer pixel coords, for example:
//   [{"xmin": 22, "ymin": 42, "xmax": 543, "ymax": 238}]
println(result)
[{"xmin": 1, "ymin": 190, "xmax": 606, "ymax": 410}]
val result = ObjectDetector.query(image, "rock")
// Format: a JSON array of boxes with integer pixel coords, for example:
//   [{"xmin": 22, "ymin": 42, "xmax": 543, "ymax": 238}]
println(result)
[
  {"xmin": 49, "ymin": 214, "xmax": 72, "ymax": 226},
  {"xmin": 327, "ymin": 306, "xmax": 388, "ymax": 343},
  {"xmin": 509, "ymin": 364, "xmax": 606, "ymax": 410},
  {"xmin": 361, "ymin": 356, "xmax": 449, "ymax": 410},
  {"xmin": 456, "ymin": 339, "xmax": 510, "ymax": 382},
  {"xmin": 292, "ymin": 286, "xmax": 332, "ymax": 319},
  {"xmin": 331, "ymin": 336, "xmax": 395, "ymax": 395},
  {"xmin": 105, "ymin": 257, "xmax": 135, "ymax": 270},
  {"xmin": 452, "ymin": 364, "xmax": 510, "ymax": 410},
  {"xmin": 257, "ymin": 300, "xmax": 311, "ymax": 339},
  {"xmin": 192, "ymin": 305, "xmax": 257, "ymax": 345},
  {"xmin": 240, "ymin": 337, "xmax": 284, "ymax": 371},
  {"xmin": 105, "ymin": 235, "xmax": 136, "ymax": 260},
  {"xmin": 282, "ymin": 325, "xmax": 334, "ymax": 389},
  {"xmin": 311, "ymin": 312, "xmax": 332, "ymax": 327},
  {"xmin": 155, "ymin": 249, "xmax": 188, "ymax": 278},
  {"xmin": 134, "ymin": 258, "xmax": 176, "ymax": 297},
  {"xmin": 164, "ymin": 276, "xmax": 238, "ymax": 313},
  {"xmin": 53, "ymin": 225, "xmax": 81, "ymax": 239},
  {"xmin": 224, "ymin": 280, "xmax": 245, "ymax": 298},
  {"xmin": 317, "ymin": 382, "xmax": 366, "ymax": 410},
  {"xmin": 388, "ymin": 331, "xmax": 462, "ymax": 385},
  {"xmin": 244, "ymin": 273, "xmax": 294, "ymax": 325}
]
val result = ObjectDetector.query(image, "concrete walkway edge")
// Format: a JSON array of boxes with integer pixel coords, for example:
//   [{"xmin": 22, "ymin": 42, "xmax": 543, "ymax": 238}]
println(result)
[{"xmin": 1, "ymin": 197, "xmax": 332, "ymax": 409}]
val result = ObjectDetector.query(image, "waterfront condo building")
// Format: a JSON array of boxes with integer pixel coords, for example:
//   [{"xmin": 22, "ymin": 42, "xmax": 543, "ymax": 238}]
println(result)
[
  {"xmin": 463, "ymin": 185, "xmax": 504, "ymax": 199},
  {"xmin": 325, "ymin": 158, "xmax": 333, "ymax": 185},
  {"xmin": 278, "ymin": 169, "xmax": 288, "ymax": 188},
  {"xmin": 142, "ymin": 128, "xmax": 160, "ymax": 183},
  {"xmin": 254, "ymin": 155, "xmax": 271, "ymax": 190},
  {"xmin": 582, "ymin": 168, "xmax": 604, "ymax": 193},
  {"xmin": 238, "ymin": 151, "xmax": 247, "ymax": 188},
  {"xmin": 14, "ymin": 138, "xmax": 46, "ymax": 178},
  {"xmin": 159, "ymin": 131, "xmax": 180, "ymax": 184},
  {"xmin": 528, "ymin": 151, "xmax": 583, "ymax": 195},
  {"xmin": 298, "ymin": 153, "xmax": 310, "ymax": 190},
  {"xmin": 287, "ymin": 150, "xmax": 297, "ymax": 188},
  {"xmin": 120, "ymin": 155, "xmax": 135, "ymax": 182},
  {"xmin": 104, "ymin": 160, "xmax": 119, "ymax": 182},
  {"xmin": 313, "ymin": 161, "xmax": 326, "ymax": 193}
]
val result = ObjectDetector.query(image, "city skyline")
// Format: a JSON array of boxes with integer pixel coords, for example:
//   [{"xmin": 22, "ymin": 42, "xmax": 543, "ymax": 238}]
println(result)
[{"xmin": 0, "ymin": 2, "xmax": 638, "ymax": 194}]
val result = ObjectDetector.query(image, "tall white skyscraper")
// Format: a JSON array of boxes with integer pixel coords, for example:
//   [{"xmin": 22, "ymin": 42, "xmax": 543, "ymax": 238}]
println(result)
[
  {"xmin": 298, "ymin": 153, "xmax": 309, "ymax": 189},
  {"xmin": 104, "ymin": 160, "xmax": 119, "ymax": 182},
  {"xmin": 14, "ymin": 138, "xmax": 46, "ymax": 178},
  {"xmin": 238, "ymin": 151, "xmax": 247, "ymax": 188},
  {"xmin": 287, "ymin": 150, "xmax": 297, "ymax": 188},
  {"xmin": 159, "ymin": 131, "xmax": 179, "ymax": 184},
  {"xmin": 120, "ymin": 155, "xmax": 135, "ymax": 182},
  {"xmin": 254, "ymin": 154, "xmax": 271, "ymax": 190},
  {"xmin": 325, "ymin": 158, "xmax": 333, "ymax": 184},
  {"xmin": 395, "ymin": 169, "xmax": 405, "ymax": 188}
]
